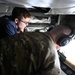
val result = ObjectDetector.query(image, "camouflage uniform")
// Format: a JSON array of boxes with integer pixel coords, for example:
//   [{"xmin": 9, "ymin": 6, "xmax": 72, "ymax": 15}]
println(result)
[{"xmin": 0, "ymin": 32, "xmax": 61, "ymax": 75}]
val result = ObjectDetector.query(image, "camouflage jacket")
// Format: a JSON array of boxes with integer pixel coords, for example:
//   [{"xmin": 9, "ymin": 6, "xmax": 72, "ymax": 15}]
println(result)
[{"xmin": 0, "ymin": 32, "xmax": 61, "ymax": 75}]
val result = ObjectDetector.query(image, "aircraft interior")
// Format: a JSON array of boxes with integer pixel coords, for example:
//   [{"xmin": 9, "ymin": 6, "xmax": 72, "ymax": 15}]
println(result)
[{"xmin": 0, "ymin": 0, "xmax": 75, "ymax": 75}]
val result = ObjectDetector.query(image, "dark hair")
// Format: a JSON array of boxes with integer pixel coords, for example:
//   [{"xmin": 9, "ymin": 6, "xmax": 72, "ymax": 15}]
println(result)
[{"xmin": 11, "ymin": 7, "xmax": 31, "ymax": 20}]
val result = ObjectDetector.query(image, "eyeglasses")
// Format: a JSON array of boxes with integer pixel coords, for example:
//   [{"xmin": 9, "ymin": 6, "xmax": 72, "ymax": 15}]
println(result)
[{"xmin": 19, "ymin": 19, "xmax": 28, "ymax": 25}]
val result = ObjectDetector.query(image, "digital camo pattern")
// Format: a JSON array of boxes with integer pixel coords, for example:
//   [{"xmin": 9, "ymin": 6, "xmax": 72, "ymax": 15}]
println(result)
[{"xmin": 0, "ymin": 32, "xmax": 57, "ymax": 75}]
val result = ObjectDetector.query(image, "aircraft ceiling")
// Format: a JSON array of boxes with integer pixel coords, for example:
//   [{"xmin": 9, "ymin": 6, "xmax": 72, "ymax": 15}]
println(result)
[
  {"xmin": 0, "ymin": 0, "xmax": 75, "ymax": 14},
  {"xmin": 4, "ymin": 0, "xmax": 75, "ymax": 8}
]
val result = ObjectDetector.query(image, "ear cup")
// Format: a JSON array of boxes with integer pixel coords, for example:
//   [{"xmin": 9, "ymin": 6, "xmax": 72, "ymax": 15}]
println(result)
[{"xmin": 56, "ymin": 35, "xmax": 71, "ymax": 46}]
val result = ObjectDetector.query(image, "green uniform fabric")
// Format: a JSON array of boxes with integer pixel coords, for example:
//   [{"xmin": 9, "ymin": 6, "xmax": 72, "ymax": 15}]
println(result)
[{"xmin": 0, "ymin": 32, "xmax": 60, "ymax": 75}]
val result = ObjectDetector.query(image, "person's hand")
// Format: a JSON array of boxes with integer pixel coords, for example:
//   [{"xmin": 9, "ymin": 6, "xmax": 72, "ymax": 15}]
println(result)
[{"xmin": 20, "ymin": 28, "xmax": 24, "ymax": 32}]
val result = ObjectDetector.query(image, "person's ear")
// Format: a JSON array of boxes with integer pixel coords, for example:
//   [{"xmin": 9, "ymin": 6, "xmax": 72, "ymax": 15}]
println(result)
[{"xmin": 14, "ymin": 18, "xmax": 19, "ymax": 24}]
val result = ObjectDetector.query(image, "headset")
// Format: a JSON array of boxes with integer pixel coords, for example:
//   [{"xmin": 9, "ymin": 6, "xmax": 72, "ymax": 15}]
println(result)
[{"xmin": 56, "ymin": 28, "xmax": 74, "ymax": 46}]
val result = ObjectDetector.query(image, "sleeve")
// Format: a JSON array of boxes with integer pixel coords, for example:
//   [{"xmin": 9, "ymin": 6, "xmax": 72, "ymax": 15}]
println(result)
[
  {"xmin": 41, "ymin": 47, "xmax": 61, "ymax": 75},
  {"xmin": 36, "ymin": 45, "xmax": 61, "ymax": 75},
  {"xmin": 33, "ymin": 33, "xmax": 61, "ymax": 75},
  {"xmin": 5, "ymin": 23, "xmax": 16, "ymax": 36}
]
